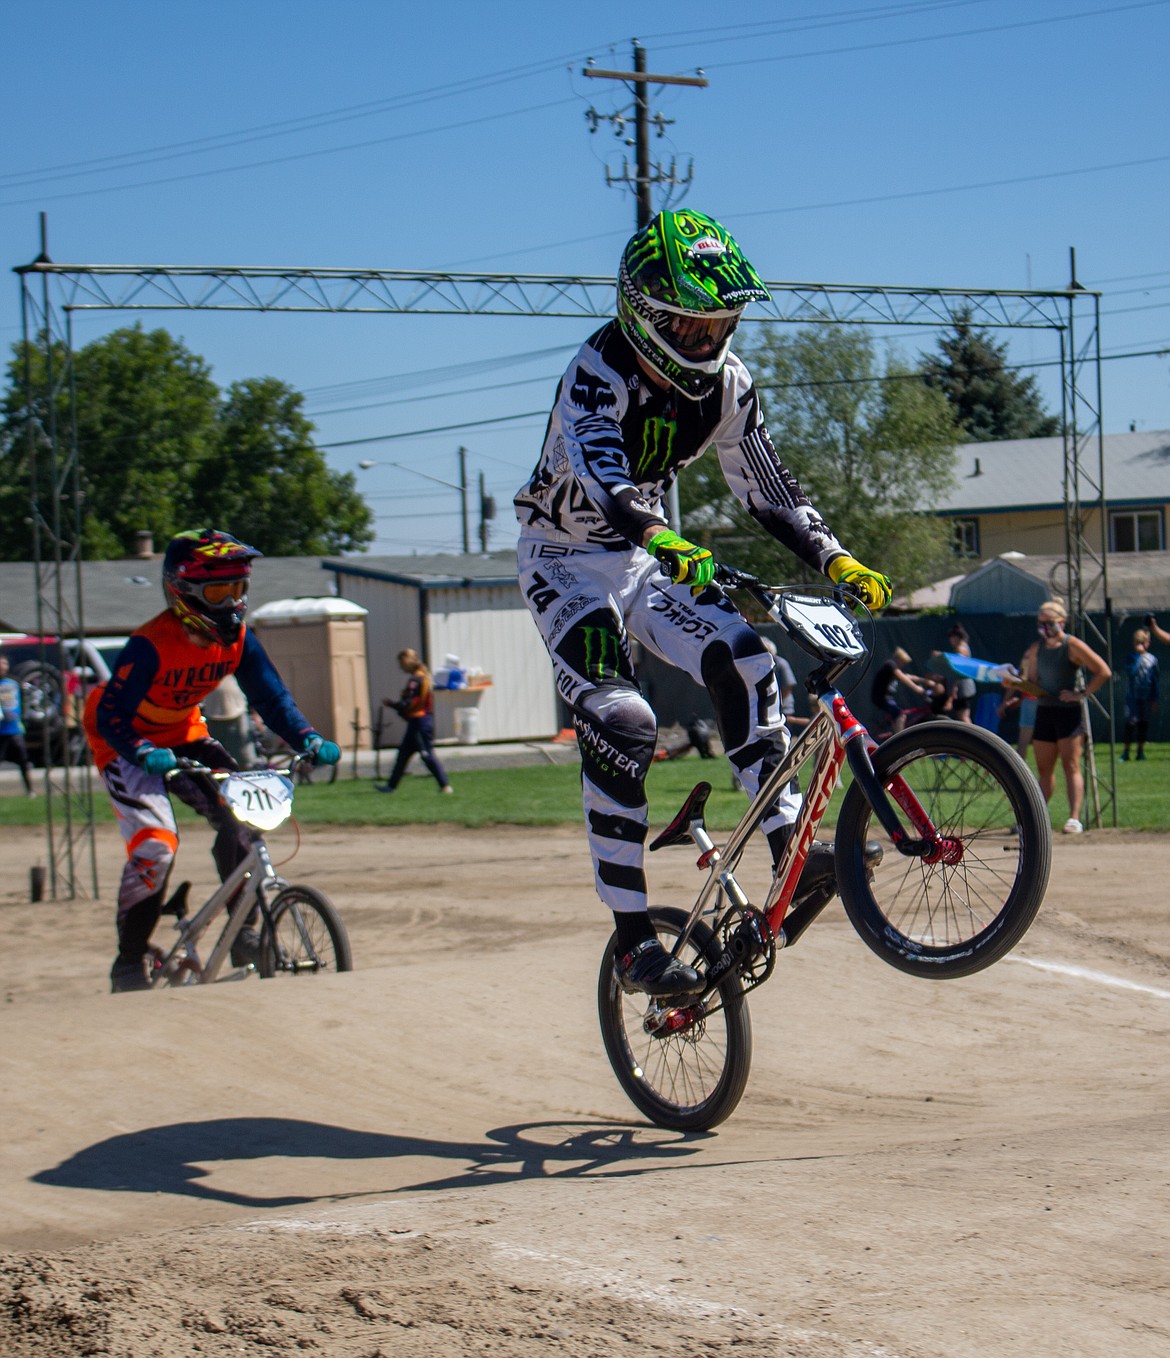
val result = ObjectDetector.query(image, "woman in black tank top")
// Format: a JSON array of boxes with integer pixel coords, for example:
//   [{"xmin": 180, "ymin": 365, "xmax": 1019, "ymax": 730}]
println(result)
[{"xmin": 1021, "ymin": 599, "xmax": 1111, "ymax": 835}]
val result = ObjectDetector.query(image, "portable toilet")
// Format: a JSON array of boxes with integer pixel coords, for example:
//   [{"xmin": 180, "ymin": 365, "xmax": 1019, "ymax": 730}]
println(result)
[{"xmin": 249, "ymin": 597, "xmax": 371, "ymax": 750}]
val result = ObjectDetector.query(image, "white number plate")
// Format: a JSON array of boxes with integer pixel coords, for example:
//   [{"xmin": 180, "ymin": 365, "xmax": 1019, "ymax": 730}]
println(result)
[
  {"xmin": 780, "ymin": 594, "xmax": 867, "ymax": 660},
  {"xmin": 222, "ymin": 771, "xmax": 295, "ymax": 829}
]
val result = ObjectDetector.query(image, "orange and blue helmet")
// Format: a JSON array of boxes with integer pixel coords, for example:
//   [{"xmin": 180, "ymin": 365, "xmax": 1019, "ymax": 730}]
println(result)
[{"xmin": 162, "ymin": 529, "xmax": 261, "ymax": 645}]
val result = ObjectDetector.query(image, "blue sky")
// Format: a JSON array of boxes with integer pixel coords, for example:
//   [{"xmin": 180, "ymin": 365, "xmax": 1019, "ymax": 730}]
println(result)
[{"xmin": 3, "ymin": 0, "xmax": 1168, "ymax": 555}]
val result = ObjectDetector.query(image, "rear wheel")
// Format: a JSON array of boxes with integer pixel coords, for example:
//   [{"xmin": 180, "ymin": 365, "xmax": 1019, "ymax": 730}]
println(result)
[
  {"xmin": 259, "ymin": 886, "xmax": 352, "ymax": 977},
  {"xmin": 598, "ymin": 906, "xmax": 752, "ymax": 1132},
  {"xmin": 835, "ymin": 723, "xmax": 1051, "ymax": 978}
]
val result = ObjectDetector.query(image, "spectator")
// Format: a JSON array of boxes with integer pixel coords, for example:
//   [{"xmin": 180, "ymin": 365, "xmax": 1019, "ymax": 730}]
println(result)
[
  {"xmin": 200, "ymin": 673, "xmax": 258, "ymax": 769},
  {"xmin": 945, "ymin": 623, "xmax": 976, "ymax": 725},
  {"xmin": 1122, "ymin": 627, "xmax": 1159, "ymax": 762},
  {"xmin": 760, "ymin": 636, "xmax": 801, "ymax": 725},
  {"xmin": 1021, "ymin": 599, "xmax": 1111, "ymax": 834},
  {"xmin": 870, "ymin": 646, "xmax": 925, "ymax": 734},
  {"xmin": 377, "ymin": 648, "xmax": 453, "ymax": 795},
  {"xmin": 0, "ymin": 655, "xmax": 36, "ymax": 796},
  {"xmin": 998, "ymin": 687, "xmax": 1038, "ymax": 763}
]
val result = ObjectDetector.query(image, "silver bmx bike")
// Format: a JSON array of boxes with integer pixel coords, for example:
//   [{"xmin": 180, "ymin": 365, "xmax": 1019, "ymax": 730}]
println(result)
[
  {"xmin": 598, "ymin": 567, "xmax": 1052, "ymax": 1131},
  {"xmin": 145, "ymin": 754, "xmax": 352, "ymax": 986}
]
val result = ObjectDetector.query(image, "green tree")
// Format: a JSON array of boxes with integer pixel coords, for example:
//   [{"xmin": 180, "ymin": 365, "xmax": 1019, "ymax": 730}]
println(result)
[
  {"xmin": 679, "ymin": 324, "xmax": 960, "ymax": 596},
  {"xmin": 0, "ymin": 325, "xmax": 373, "ymax": 559},
  {"xmin": 199, "ymin": 376, "xmax": 373, "ymax": 554},
  {"xmin": 920, "ymin": 309, "xmax": 1060, "ymax": 441}
]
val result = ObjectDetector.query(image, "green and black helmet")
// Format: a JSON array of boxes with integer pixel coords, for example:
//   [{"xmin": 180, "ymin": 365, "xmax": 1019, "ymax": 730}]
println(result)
[{"xmin": 617, "ymin": 210, "xmax": 770, "ymax": 399}]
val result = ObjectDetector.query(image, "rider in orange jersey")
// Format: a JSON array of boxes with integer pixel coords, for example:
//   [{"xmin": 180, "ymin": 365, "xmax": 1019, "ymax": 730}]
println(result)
[{"xmin": 84, "ymin": 529, "xmax": 341, "ymax": 992}]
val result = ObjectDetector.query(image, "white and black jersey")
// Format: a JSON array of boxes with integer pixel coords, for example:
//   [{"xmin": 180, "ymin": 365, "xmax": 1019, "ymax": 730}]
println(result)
[{"xmin": 514, "ymin": 322, "xmax": 844, "ymax": 571}]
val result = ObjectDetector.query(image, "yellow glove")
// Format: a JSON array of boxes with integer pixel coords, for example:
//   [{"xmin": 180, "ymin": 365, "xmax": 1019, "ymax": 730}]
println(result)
[
  {"xmin": 827, "ymin": 554, "xmax": 892, "ymax": 611},
  {"xmin": 647, "ymin": 529, "xmax": 715, "ymax": 590}
]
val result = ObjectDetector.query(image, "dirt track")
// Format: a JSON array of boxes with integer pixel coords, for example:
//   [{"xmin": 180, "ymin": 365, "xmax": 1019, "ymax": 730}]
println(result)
[{"xmin": 2, "ymin": 817, "xmax": 1169, "ymax": 1356}]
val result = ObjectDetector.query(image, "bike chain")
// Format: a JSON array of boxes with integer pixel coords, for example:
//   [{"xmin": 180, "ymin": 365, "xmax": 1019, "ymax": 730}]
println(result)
[{"xmin": 717, "ymin": 904, "xmax": 776, "ymax": 991}]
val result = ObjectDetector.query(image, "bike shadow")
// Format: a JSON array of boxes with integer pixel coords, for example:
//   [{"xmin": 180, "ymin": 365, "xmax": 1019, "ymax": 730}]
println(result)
[{"xmin": 31, "ymin": 1117, "xmax": 711, "ymax": 1208}]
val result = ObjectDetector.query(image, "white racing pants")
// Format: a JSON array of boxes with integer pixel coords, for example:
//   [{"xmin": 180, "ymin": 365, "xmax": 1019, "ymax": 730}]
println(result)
[{"xmin": 519, "ymin": 537, "xmax": 801, "ymax": 914}]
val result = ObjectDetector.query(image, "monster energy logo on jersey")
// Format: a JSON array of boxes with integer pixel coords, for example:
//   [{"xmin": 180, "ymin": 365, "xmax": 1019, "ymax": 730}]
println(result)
[
  {"xmin": 581, "ymin": 626, "xmax": 621, "ymax": 683},
  {"xmin": 635, "ymin": 416, "xmax": 677, "ymax": 480}
]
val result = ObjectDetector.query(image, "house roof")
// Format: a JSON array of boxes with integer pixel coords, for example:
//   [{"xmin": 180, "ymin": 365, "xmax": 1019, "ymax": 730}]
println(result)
[
  {"xmin": 324, "ymin": 551, "xmax": 519, "ymax": 590},
  {"xmin": 0, "ymin": 556, "xmax": 341, "ymax": 634},
  {"xmin": 901, "ymin": 550, "xmax": 1170, "ymax": 615},
  {"xmin": 939, "ymin": 429, "xmax": 1170, "ymax": 514}
]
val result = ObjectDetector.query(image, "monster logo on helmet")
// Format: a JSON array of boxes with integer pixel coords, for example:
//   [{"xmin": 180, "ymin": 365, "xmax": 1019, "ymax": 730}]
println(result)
[
  {"xmin": 617, "ymin": 210, "xmax": 770, "ymax": 399},
  {"xmin": 162, "ymin": 528, "xmax": 262, "ymax": 646}
]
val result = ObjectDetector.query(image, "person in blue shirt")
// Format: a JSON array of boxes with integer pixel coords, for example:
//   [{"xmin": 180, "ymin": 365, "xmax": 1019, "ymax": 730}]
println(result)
[
  {"xmin": 0, "ymin": 654, "xmax": 36, "ymax": 796},
  {"xmin": 1122, "ymin": 627, "xmax": 1159, "ymax": 761}
]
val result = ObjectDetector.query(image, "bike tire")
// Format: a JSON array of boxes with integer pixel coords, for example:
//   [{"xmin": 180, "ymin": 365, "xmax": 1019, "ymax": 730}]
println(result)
[
  {"xmin": 835, "ymin": 723, "xmax": 1051, "ymax": 979},
  {"xmin": 259, "ymin": 885, "xmax": 353, "ymax": 977},
  {"xmin": 597, "ymin": 906, "xmax": 752, "ymax": 1132}
]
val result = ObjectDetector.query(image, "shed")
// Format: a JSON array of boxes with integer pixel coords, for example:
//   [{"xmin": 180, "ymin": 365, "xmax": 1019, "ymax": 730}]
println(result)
[
  {"xmin": 948, "ymin": 557, "xmax": 1049, "ymax": 615},
  {"xmin": 324, "ymin": 553, "xmax": 557, "ymax": 743},
  {"xmin": 250, "ymin": 597, "xmax": 371, "ymax": 749}
]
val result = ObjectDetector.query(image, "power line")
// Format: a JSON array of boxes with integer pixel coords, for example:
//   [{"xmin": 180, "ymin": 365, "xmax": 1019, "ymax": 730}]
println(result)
[
  {"xmin": 701, "ymin": 0, "xmax": 1170, "ymax": 71},
  {"xmin": 0, "ymin": 51, "xmax": 595, "ymax": 189},
  {"xmin": 0, "ymin": 97, "xmax": 576, "ymax": 210}
]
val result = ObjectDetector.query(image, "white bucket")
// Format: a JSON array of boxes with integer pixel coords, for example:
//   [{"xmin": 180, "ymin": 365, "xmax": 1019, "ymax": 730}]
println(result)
[{"xmin": 455, "ymin": 706, "xmax": 480, "ymax": 745}]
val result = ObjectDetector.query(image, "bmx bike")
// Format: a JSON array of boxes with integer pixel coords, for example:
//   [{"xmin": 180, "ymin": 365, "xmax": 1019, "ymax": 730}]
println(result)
[
  {"xmin": 598, "ymin": 568, "xmax": 1051, "ymax": 1131},
  {"xmin": 144, "ymin": 754, "xmax": 352, "ymax": 986}
]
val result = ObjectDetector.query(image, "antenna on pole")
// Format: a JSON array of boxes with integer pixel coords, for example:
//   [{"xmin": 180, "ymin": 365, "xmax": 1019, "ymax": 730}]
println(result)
[{"xmin": 583, "ymin": 41, "xmax": 707, "ymax": 228}]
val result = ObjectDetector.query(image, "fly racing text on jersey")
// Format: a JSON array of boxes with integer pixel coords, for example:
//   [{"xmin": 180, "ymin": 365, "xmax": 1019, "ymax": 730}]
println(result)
[{"xmin": 83, "ymin": 610, "xmax": 312, "ymax": 769}]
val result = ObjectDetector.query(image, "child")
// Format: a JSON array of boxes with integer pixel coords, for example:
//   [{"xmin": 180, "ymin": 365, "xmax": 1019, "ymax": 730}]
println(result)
[
  {"xmin": 870, "ymin": 647, "xmax": 926, "ymax": 734},
  {"xmin": 1122, "ymin": 627, "xmax": 1159, "ymax": 761}
]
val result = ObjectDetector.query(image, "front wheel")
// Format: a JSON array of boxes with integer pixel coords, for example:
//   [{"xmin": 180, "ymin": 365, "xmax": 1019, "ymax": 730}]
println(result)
[
  {"xmin": 598, "ymin": 906, "xmax": 752, "ymax": 1132},
  {"xmin": 835, "ymin": 723, "xmax": 1051, "ymax": 978},
  {"xmin": 259, "ymin": 886, "xmax": 353, "ymax": 977}
]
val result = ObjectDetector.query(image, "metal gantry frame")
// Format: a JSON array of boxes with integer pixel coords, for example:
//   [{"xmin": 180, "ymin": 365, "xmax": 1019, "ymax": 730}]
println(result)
[{"xmin": 14, "ymin": 245, "xmax": 1112, "ymax": 896}]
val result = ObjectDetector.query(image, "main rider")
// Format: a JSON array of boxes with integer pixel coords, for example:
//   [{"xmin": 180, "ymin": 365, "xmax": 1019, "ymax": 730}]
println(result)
[
  {"xmin": 83, "ymin": 529, "xmax": 341, "ymax": 993},
  {"xmin": 514, "ymin": 209, "xmax": 891, "ymax": 999}
]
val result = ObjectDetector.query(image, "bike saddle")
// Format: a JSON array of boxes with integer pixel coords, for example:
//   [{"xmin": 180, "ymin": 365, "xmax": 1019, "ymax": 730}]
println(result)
[{"xmin": 649, "ymin": 782, "xmax": 712, "ymax": 851}]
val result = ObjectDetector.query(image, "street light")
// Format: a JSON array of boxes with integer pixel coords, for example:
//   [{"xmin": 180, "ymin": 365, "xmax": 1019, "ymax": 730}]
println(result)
[{"xmin": 358, "ymin": 449, "xmax": 470, "ymax": 553}]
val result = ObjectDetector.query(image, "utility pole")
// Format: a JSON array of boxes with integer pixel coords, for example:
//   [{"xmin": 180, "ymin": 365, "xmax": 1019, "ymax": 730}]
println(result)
[
  {"xmin": 479, "ymin": 470, "xmax": 496, "ymax": 553},
  {"xmin": 457, "ymin": 446, "xmax": 470, "ymax": 554},
  {"xmin": 584, "ymin": 42, "xmax": 706, "ymax": 530},
  {"xmin": 583, "ymin": 41, "xmax": 707, "ymax": 228}
]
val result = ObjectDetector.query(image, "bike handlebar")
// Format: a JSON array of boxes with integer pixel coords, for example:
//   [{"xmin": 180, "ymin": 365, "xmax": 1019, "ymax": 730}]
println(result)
[
  {"xmin": 712, "ymin": 563, "xmax": 866, "ymax": 610},
  {"xmin": 164, "ymin": 751, "xmax": 312, "ymax": 780}
]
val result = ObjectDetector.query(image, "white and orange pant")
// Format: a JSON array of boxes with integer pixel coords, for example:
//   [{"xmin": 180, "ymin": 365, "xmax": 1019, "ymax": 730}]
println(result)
[{"xmin": 101, "ymin": 740, "xmax": 249, "ymax": 958}]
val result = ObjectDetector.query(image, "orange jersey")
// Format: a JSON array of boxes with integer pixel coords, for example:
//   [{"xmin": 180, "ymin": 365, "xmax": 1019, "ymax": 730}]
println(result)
[{"xmin": 84, "ymin": 611, "xmax": 247, "ymax": 770}]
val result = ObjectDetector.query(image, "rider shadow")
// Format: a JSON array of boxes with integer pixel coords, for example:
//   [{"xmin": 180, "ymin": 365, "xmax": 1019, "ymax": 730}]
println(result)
[{"xmin": 31, "ymin": 1117, "xmax": 710, "ymax": 1209}]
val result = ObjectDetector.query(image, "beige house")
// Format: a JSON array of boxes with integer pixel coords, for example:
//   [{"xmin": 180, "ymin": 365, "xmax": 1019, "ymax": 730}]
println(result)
[{"xmin": 937, "ymin": 429, "xmax": 1170, "ymax": 560}]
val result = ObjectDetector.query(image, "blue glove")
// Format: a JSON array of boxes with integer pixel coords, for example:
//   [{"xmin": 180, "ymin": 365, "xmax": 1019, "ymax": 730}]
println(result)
[
  {"xmin": 137, "ymin": 745, "xmax": 178, "ymax": 776},
  {"xmin": 303, "ymin": 732, "xmax": 341, "ymax": 765}
]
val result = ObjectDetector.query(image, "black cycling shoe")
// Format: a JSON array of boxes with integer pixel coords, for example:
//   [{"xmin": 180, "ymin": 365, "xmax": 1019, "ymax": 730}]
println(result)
[
  {"xmin": 110, "ymin": 955, "xmax": 152, "ymax": 993},
  {"xmin": 230, "ymin": 928, "xmax": 262, "ymax": 970},
  {"xmin": 616, "ymin": 939, "xmax": 705, "ymax": 998}
]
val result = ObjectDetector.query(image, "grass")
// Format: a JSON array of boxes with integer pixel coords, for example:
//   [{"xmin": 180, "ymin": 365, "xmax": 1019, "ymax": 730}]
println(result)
[{"xmin": 0, "ymin": 743, "xmax": 1165, "ymax": 831}]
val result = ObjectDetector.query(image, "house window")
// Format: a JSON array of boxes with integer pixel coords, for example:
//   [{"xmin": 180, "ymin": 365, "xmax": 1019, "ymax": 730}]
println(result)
[
  {"xmin": 952, "ymin": 517, "xmax": 980, "ymax": 558},
  {"xmin": 1109, "ymin": 509, "xmax": 1163, "ymax": 553}
]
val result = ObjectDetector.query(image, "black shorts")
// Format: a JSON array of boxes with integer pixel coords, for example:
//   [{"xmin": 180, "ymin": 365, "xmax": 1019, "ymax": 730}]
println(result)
[
  {"xmin": 1032, "ymin": 705, "xmax": 1084, "ymax": 743},
  {"xmin": 0, "ymin": 732, "xmax": 31, "ymax": 769}
]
